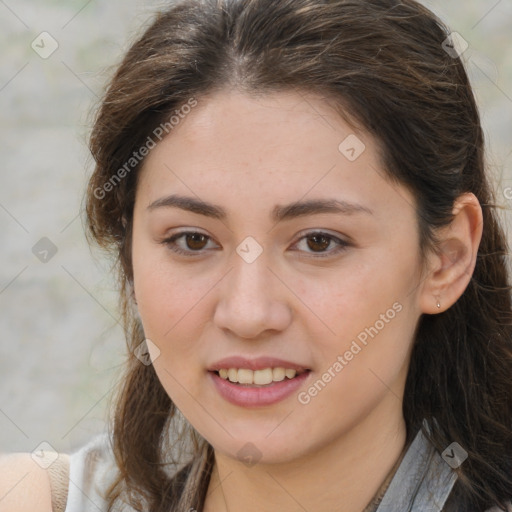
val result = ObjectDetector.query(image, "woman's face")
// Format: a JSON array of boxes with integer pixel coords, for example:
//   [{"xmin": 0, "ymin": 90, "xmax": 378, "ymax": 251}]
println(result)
[{"xmin": 132, "ymin": 89, "xmax": 428, "ymax": 464}]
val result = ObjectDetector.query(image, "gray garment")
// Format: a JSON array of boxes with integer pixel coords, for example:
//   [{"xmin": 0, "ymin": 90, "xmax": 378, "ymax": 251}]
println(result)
[
  {"xmin": 64, "ymin": 428, "xmax": 509, "ymax": 512},
  {"xmin": 375, "ymin": 426, "xmax": 457, "ymax": 512}
]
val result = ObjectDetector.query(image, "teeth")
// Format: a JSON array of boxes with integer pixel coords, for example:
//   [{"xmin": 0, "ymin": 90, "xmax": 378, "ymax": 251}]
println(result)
[
  {"xmin": 237, "ymin": 369, "xmax": 253, "ymax": 384},
  {"xmin": 254, "ymin": 368, "xmax": 273, "ymax": 385},
  {"xmin": 285, "ymin": 369, "xmax": 296, "ymax": 379},
  {"xmin": 272, "ymin": 367, "xmax": 286, "ymax": 381},
  {"xmin": 216, "ymin": 367, "xmax": 300, "ymax": 385}
]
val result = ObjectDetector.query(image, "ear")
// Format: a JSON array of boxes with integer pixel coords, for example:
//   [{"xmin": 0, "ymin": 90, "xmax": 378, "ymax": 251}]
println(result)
[{"xmin": 418, "ymin": 193, "xmax": 483, "ymax": 314}]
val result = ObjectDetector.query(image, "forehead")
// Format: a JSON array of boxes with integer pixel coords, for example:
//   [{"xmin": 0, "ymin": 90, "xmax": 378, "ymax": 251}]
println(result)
[
  {"xmin": 151, "ymin": 89, "xmax": 360, "ymax": 165},
  {"xmin": 136, "ymin": 89, "xmax": 416, "ymax": 223}
]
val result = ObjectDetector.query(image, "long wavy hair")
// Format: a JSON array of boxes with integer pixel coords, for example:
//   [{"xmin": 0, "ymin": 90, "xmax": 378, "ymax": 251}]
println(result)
[{"xmin": 84, "ymin": 0, "xmax": 512, "ymax": 510}]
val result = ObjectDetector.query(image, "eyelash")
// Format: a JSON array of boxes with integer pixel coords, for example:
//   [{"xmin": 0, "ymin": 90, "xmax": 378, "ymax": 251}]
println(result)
[{"xmin": 159, "ymin": 230, "xmax": 350, "ymax": 259}]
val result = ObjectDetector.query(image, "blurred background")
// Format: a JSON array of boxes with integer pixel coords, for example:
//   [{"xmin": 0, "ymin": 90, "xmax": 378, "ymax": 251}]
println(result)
[{"xmin": 0, "ymin": 0, "xmax": 511, "ymax": 454}]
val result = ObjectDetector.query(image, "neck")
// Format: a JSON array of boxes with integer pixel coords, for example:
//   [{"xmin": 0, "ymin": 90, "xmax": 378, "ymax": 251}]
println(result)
[{"xmin": 203, "ymin": 392, "xmax": 407, "ymax": 512}]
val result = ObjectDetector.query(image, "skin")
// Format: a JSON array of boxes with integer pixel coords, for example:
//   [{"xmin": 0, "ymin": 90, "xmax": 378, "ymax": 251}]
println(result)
[
  {"xmin": 131, "ymin": 88, "xmax": 483, "ymax": 512},
  {"xmin": 0, "ymin": 454, "xmax": 52, "ymax": 512}
]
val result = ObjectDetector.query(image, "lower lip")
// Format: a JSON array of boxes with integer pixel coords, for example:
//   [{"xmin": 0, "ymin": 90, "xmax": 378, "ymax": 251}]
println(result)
[{"xmin": 209, "ymin": 371, "xmax": 310, "ymax": 407}]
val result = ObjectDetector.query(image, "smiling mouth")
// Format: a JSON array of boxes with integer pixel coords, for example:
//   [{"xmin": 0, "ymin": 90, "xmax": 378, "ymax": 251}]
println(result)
[{"xmin": 213, "ymin": 367, "xmax": 310, "ymax": 386}]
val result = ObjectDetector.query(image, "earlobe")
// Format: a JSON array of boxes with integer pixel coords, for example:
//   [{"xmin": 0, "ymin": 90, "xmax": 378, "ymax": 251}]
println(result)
[{"xmin": 418, "ymin": 193, "xmax": 483, "ymax": 314}]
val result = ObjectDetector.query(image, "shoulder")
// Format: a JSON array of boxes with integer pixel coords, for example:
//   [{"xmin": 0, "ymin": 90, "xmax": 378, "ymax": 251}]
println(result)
[
  {"xmin": 0, "ymin": 434, "xmax": 117, "ymax": 512},
  {"xmin": 0, "ymin": 452, "xmax": 52, "ymax": 512}
]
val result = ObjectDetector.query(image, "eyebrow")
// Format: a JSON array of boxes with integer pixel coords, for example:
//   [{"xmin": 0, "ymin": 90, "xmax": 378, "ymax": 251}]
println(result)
[{"xmin": 147, "ymin": 194, "xmax": 373, "ymax": 222}]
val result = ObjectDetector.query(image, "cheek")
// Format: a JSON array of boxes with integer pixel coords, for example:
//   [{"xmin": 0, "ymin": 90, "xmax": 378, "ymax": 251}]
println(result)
[
  {"xmin": 292, "ymin": 254, "xmax": 409, "ymax": 336},
  {"xmin": 132, "ymin": 259, "xmax": 208, "ymax": 405},
  {"xmin": 132, "ymin": 241, "xmax": 199, "ymax": 335},
  {"xmin": 293, "ymin": 251, "xmax": 418, "ymax": 385},
  {"xmin": 132, "ymin": 257, "xmax": 221, "ymax": 386}
]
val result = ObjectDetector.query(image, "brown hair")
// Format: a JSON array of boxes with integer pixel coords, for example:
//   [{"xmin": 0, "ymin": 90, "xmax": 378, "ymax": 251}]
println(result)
[{"xmin": 84, "ymin": 0, "xmax": 512, "ymax": 510}]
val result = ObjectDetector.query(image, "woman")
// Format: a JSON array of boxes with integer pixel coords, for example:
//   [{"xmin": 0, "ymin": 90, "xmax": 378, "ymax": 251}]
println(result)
[{"xmin": 1, "ymin": 0, "xmax": 511, "ymax": 510}]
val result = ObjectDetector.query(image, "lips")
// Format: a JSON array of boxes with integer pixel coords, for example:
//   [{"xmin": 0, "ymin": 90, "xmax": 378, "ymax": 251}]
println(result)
[
  {"xmin": 208, "ymin": 356, "xmax": 311, "ymax": 407},
  {"xmin": 208, "ymin": 356, "xmax": 309, "ymax": 373}
]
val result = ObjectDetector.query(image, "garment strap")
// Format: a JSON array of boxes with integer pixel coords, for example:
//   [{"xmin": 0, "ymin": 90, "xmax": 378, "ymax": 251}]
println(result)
[
  {"xmin": 39, "ymin": 451, "xmax": 70, "ymax": 512},
  {"xmin": 375, "ymin": 429, "xmax": 457, "ymax": 512}
]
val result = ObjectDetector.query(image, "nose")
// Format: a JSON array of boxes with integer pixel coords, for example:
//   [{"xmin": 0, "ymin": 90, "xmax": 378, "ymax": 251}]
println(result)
[{"xmin": 212, "ymin": 251, "xmax": 293, "ymax": 339}]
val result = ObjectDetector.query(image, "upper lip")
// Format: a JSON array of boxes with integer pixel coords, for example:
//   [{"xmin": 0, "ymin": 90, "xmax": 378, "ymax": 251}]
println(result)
[{"xmin": 208, "ymin": 356, "xmax": 310, "ymax": 373}]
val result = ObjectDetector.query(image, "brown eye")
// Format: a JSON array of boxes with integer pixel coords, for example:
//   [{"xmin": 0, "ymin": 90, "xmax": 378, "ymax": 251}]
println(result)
[
  {"xmin": 306, "ymin": 234, "xmax": 331, "ymax": 252},
  {"xmin": 185, "ymin": 233, "xmax": 209, "ymax": 250},
  {"xmin": 160, "ymin": 231, "xmax": 218, "ymax": 256},
  {"xmin": 292, "ymin": 231, "xmax": 350, "ymax": 259}
]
